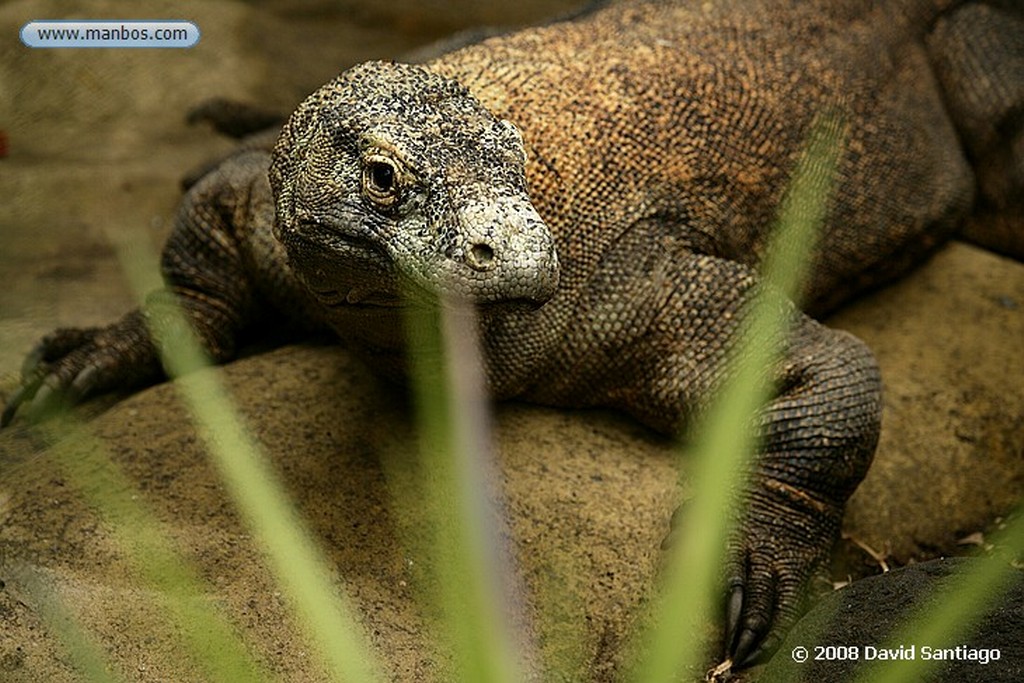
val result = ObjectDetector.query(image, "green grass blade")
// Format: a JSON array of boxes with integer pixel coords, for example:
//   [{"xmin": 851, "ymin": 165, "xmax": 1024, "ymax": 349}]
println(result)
[
  {"xmin": 403, "ymin": 298, "xmax": 525, "ymax": 683},
  {"xmin": 855, "ymin": 512, "xmax": 1024, "ymax": 683},
  {"xmin": 23, "ymin": 419, "xmax": 269, "ymax": 682},
  {"xmin": 626, "ymin": 111, "xmax": 847, "ymax": 682},
  {"xmin": 8, "ymin": 562, "xmax": 125, "ymax": 683},
  {"xmin": 113, "ymin": 235, "xmax": 385, "ymax": 683}
]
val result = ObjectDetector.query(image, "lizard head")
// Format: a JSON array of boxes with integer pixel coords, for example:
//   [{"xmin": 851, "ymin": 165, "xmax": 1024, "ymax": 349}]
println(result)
[{"xmin": 269, "ymin": 60, "xmax": 559, "ymax": 311}]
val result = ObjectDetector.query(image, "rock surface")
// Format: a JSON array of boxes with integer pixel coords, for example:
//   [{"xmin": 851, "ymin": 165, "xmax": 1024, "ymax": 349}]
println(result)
[
  {"xmin": 835, "ymin": 245, "xmax": 1024, "ymax": 571},
  {"xmin": 758, "ymin": 558, "xmax": 1024, "ymax": 683},
  {"xmin": 1, "ymin": 0, "xmax": 1022, "ymax": 681},
  {"xmin": 0, "ymin": 344, "xmax": 682, "ymax": 681}
]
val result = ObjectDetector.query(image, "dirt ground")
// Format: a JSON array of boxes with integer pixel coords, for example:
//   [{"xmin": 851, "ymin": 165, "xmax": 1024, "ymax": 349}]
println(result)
[{"xmin": 1, "ymin": 1, "xmax": 1021, "ymax": 681}]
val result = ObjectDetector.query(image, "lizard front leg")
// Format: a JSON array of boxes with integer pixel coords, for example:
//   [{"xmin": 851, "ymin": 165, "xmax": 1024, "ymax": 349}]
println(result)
[
  {"xmin": 2, "ymin": 153, "xmax": 268, "ymax": 426},
  {"xmin": 535, "ymin": 241, "xmax": 881, "ymax": 667},
  {"xmin": 724, "ymin": 319, "xmax": 880, "ymax": 667}
]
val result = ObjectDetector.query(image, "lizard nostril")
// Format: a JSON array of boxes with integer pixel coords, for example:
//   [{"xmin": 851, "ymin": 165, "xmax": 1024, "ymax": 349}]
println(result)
[{"xmin": 468, "ymin": 242, "xmax": 495, "ymax": 270}]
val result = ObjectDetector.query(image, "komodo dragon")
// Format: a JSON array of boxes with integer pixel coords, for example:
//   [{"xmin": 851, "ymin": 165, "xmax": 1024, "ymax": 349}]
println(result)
[{"xmin": 4, "ymin": 0, "xmax": 1022, "ymax": 670}]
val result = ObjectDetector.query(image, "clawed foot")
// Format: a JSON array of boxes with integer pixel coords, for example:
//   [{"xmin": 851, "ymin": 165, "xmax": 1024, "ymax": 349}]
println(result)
[
  {"xmin": 2, "ymin": 310, "xmax": 160, "ymax": 427},
  {"xmin": 727, "ymin": 490, "xmax": 839, "ymax": 668},
  {"xmin": 665, "ymin": 485, "xmax": 840, "ymax": 671}
]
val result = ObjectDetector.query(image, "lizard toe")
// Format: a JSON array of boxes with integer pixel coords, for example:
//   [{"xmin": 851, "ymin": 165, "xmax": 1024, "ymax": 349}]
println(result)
[
  {"xmin": 1, "ymin": 359, "xmax": 53, "ymax": 428},
  {"xmin": 66, "ymin": 365, "xmax": 101, "ymax": 406},
  {"xmin": 19, "ymin": 345, "xmax": 46, "ymax": 380},
  {"xmin": 24, "ymin": 326, "xmax": 104, "ymax": 374},
  {"xmin": 742, "ymin": 560, "xmax": 809, "ymax": 666},
  {"xmin": 2, "ymin": 382, "xmax": 40, "ymax": 428},
  {"xmin": 727, "ymin": 555, "xmax": 776, "ymax": 667},
  {"xmin": 15, "ymin": 353, "xmax": 109, "ymax": 423},
  {"xmin": 733, "ymin": 627, "xmax": 764, "ymax": 669},
  {"xmin": 20, "ymin": 350, "xmax": 103, "ymax": 422},
  {"xmin": 741, "ymin": 632, "xmax": 784, "ymax": 670},
  {"xmin": 6, "ymin": 330, "xmax": 104, "ymax": 425},
  {"xmin": 25, "ymin": 379, "xmax": 65, "ymax": 421}
]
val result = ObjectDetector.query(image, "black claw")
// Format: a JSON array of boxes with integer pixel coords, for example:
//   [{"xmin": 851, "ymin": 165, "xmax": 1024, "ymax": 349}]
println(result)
[
  {"xmin": 68, "ymin": 366, "xmax": 99, "ymax": 405},
  {"xmin": 732, "ymin": 628, "xmax": 761, "ymax": 669},
  {"xmin": 1, "ymin": 377, "xmax": 44, "ymax": 429},
  {"xmin": 742, "ymin": 634, "xmax": 780, "ymax": 668},
  {"xmin": 725, "ymin": 585, "xmax": 744, "ymax": 651},
  {"xmin": 1, "ymin": 392, "xmax": 23, "ymax": 428}
]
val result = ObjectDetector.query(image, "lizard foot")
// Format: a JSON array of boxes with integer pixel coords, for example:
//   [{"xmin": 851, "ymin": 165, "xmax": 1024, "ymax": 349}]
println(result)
[
  {"xmin": 2, "ymin": 310, "xmax": 161, "ymax": 427},
  {"xmin": 722, "ymin": 485, "xmax": 841, "ymax": 668}
]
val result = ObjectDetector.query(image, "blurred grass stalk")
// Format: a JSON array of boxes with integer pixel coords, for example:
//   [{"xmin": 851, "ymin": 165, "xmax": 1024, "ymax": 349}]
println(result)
[
  {"xmin": 854, "ymin": 514, "xmax": 1024, "ymax": 683},
  {"xmin": 627, "ymin": 111, "xmax": 848, "ymax": 682},
  {"xmin": 112, "ymin": 235, "xmax": 384, "ymax": 683},
  {"xmin": 403, "ymin": 297, "xmax": 526, "ymax": 683},
  {"xmin": 9, "ymin": 561, "xmax": 122, "ymax": 683}
]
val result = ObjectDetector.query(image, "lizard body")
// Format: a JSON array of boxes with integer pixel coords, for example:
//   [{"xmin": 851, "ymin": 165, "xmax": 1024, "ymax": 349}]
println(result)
[{"xmin": 5, "ymin": 0, "xmax": 1022, "ymax": 669}]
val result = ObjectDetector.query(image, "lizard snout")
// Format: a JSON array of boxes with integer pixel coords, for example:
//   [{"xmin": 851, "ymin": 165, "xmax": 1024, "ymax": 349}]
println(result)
[{"xmin": 448, "ymin": 196, "xmax": 560, "ymax": 306}]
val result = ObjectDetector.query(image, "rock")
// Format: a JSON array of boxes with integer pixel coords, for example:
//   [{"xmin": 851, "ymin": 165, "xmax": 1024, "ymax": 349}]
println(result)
[
  {"xmin": 758, "ymin": 558, "xmax": 1024, "ymax": 683},
  {"xmin": 0, "ymin": 344, "xmax": 682, "ymax": 681},
  {"xmin": 832, "ymin": 244, "xmax": 1024, "ymax": 572}
]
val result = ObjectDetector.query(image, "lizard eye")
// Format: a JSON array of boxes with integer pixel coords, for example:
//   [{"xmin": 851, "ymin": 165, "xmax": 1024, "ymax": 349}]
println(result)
[
  {"xmin": 369, "ymin": 162, "xmax": 394, "ymax": 192},
  {"xmin": 362, "ymin": 157, "xmax": 400, "ymax": 208}
]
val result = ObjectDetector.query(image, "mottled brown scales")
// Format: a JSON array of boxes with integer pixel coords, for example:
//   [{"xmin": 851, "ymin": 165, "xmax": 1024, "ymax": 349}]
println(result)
[{"xmin": 4, "ymin": 0, "xmax": 1022, "ymax": 671}]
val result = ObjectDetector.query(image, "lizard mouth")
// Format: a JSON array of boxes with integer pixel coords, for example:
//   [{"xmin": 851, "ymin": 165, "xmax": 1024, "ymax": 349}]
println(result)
[
  {"xmin": 289, "ymin": 219, "xmax": 552, "ymax": 312},
  {"xmin": 286, "ymin": 219, "xmax": 408, "ymax": 307},
  {"xmin": 311, "ymin": 287, "xmax": 404, "ymax": 308}
]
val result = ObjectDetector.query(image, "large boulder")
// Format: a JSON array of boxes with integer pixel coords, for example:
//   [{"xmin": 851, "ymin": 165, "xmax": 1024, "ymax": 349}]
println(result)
[
  {"xmin": 833, "ymin": 244, "xmax": 1024, "ymax": 571},
  {"xmin": 0, "ymin": 343, "xmax": 682, "ymax": 681},
  {"xmin": 759, "ymin": 558, "xmax": 1024, "ymax": 683}
]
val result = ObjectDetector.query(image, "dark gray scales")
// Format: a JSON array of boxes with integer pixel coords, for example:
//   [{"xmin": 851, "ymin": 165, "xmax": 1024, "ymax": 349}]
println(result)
[{"xmin": 4, "ymin": 0, "xmax": 1022, "ymax": 670}]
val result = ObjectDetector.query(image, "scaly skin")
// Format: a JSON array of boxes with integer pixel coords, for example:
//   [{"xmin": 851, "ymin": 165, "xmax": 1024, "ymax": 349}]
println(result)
[{"xmin": 4, "ymin": 0, "xmax": 1022, "ymax": 669}]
